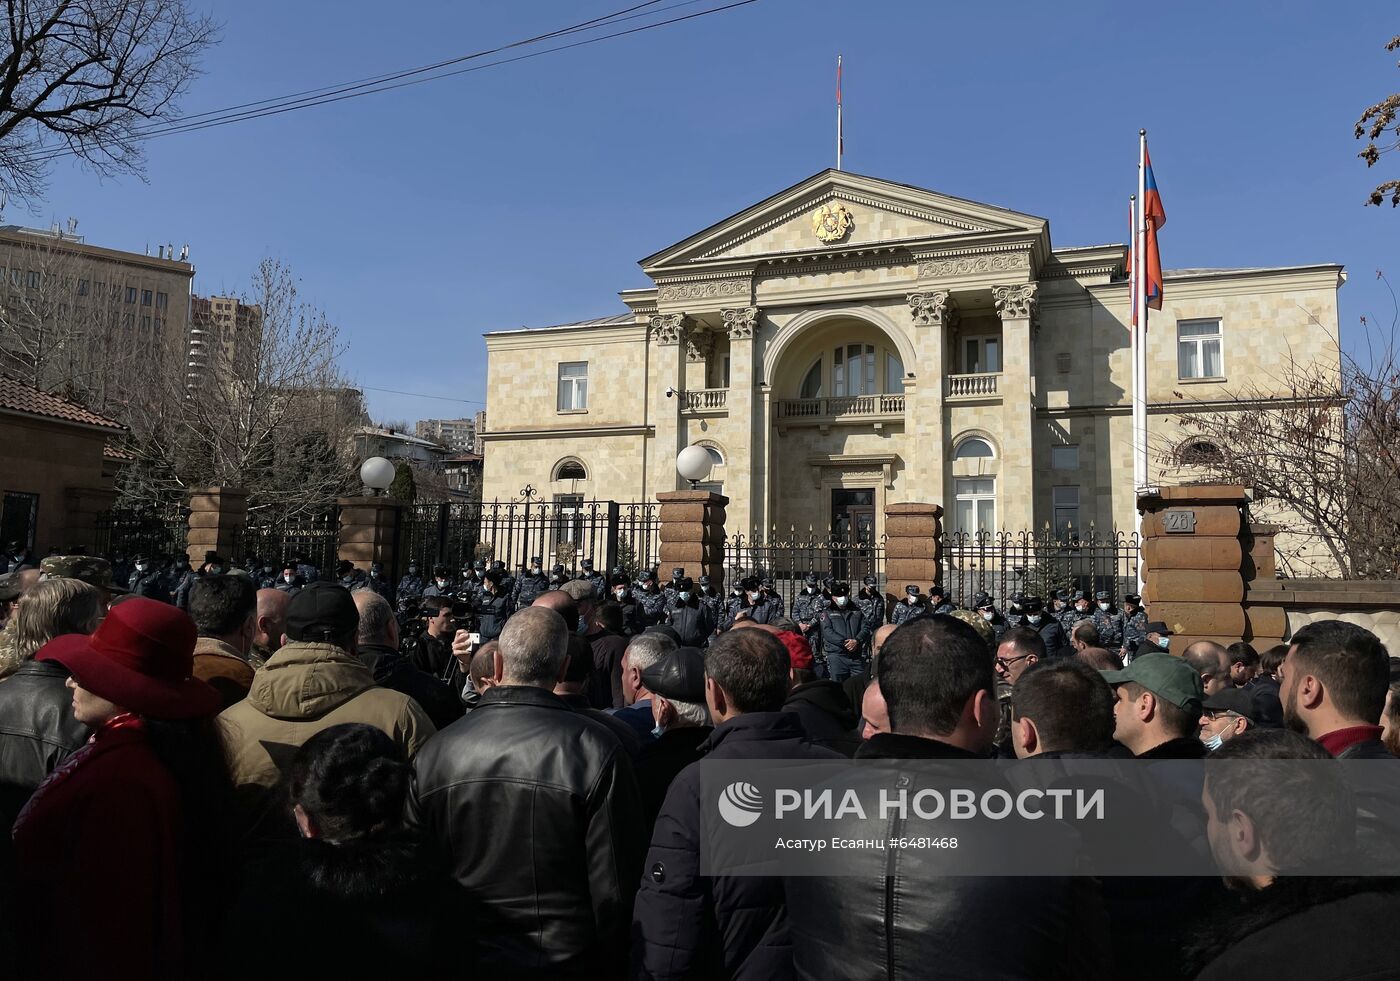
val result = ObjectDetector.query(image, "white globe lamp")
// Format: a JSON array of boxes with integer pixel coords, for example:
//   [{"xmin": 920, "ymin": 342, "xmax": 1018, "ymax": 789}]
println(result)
[
  {"xmin": 360, "ymin": 456, "xmax": 396, "ymax": 496},
  {"xmin": 676, "ymin": 445, "xmax": 714, "ymax": 488}
]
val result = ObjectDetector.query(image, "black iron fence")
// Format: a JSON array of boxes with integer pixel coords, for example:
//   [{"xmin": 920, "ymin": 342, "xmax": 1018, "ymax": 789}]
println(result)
[
  {"xmin": 723, "ymin": 529, "xmax": 887, "ymax": 616},
  {"xmin": 941, "ymin": 527, "xmax": 1140, "ymax": 610},
  {"xmin": 393, "ymin": 500, "xmax": 660, "ymax": 579},
  {"xmin": 234, "ymin": 509, "xmax": 340, "ymax": 580},
  {"xmin": 93, "ymin": 505, "xmax": 189, "ymax": 560}
]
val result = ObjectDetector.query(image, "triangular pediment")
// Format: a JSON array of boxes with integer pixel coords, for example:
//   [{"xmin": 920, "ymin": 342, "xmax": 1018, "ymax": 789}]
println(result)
[{"xmin": 641, "ymin": 170, "xmax": 1048, "ymax": 273}]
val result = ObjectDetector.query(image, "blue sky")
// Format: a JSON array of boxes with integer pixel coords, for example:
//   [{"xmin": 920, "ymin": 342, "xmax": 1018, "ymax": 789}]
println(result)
[{"xmin": 24, "ymin": 0, "xmax": 1400, "ymax": 422}]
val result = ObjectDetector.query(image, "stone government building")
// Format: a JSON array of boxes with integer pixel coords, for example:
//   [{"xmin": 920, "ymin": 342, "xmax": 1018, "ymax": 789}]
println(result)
[{"xmin": 481, "ymin": 169, "xmax": 1342, "ymax": 557}]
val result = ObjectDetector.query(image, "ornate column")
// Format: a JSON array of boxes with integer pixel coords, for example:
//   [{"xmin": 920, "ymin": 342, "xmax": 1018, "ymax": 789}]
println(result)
[
  {"xmin": 994, "ymin": 283, "xmax": 1038, "ymax": 532},
  {"xmin": 722, "ymin": 306, "xmax": 757, "ymax": 538},
  {"xmin": 649, "ymin": 313, "xmax": 692, "ymax": 493},
  {"xmin": 905, "ymin": 291, "xmax": 957, "ymax": 507},
  {"xmin": 683, "ymin": 326, "xmax": 713, "ymax": 392}
]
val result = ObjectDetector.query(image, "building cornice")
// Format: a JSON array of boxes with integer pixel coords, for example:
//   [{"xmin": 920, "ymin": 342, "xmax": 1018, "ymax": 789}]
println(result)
[
  {"xmin": 484, "ymin": 322, "xmax": 645, "ymax": 348},
  {"xmin": 479, "ymin": 424, "xmax": 653, "ymax": 441},
  {"xmin": 1086, "ymin": 263, "xmax": 1345, "ymax": 298}
]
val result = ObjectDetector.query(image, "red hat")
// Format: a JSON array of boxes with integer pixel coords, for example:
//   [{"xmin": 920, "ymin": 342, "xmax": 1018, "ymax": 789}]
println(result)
[
  {"xmin": 776, "ymin": 630, "xmax": 814, "ymax": 670},
  {"xmin": 37, "ymin": 597, "xmax": 221, "ymax": 720}
]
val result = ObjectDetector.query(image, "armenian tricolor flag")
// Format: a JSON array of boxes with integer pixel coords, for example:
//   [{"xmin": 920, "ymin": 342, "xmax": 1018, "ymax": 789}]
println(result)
[{"xmin": 1142, "ymin": 145, "xmax": 1166, "ymax": 311}]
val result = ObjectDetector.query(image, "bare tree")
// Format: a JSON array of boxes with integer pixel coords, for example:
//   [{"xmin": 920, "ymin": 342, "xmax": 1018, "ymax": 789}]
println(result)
[
  {"xmin": 1164, "ymin": 281, "xmax": 1400, "ymax": 578},
  {"xmin": 0, "ymin": 0, "xmax": 217, "ymax": 203},
  {"xmin": 1356, "ymin": 34, "xmax": 1400, "ymax": 208},
  {"xmin": 118, "ymin": 258, "xmax": 360, "ymax": 521}
]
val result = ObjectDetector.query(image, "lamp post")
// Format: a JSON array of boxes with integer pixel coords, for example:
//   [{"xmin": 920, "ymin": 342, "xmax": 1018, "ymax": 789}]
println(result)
[
  {"xmin": 676, "ymin": 445, "xmax": 714, "ymax": 489},
  {"xmin": 360, "ymin": 456, "xmax": 395, "ymax": 497}
]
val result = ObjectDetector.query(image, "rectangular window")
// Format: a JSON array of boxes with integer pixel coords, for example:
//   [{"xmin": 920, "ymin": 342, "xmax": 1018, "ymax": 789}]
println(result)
[
  {"xmin": 141, "ymin": 315, "xmax": 151, "ymax": 329},
  {"xmin": 141, "ymin": 289, "xmax": 152, "ymax": 306},
  {"xmin": 722, "ymin": 354, "xmax": 731, "ymax": 389},
  {"xmin": 126, "ymin": 287, "xmax": 137, "ymax": 304},
  {"xmin": 954, "ymin": 477, "xmax": 996, "ymax": 534},
  {"xmin": 1051, "ymin": 445, "xmax": 1079, "ymax": 470},
  {"xmin": 556, "ymin": 361, "xmax": 588, "ymax": 411},
  {"xmin": 1053, "ymin": 486, "xmax": 1081, "ymax": 539},
  {"xmin": 9, "ymin": 269, "xmax": 19, "ymax": 285},
  {"xmin": 26, "ymin": 271, "xmax": 39, "ymax": 289},
  {"xmin": 963, "ymin": 335, "xmax": 1002, "ymax": 373},
  {"xmin": 77, "ymin": 279, "xmax": 89, "ymax": 296},
  {"xmin": 886, "ymin": 352, "xmax": 904, "ymax": 392},
  {"xmin": 834, "ymin": 343, "xmax": 875, "ymax": 397},
  {"xmin": 156, "ymin": 291, "xmax": 168, "ymax": 309},
  {"xmin": 1178, "ymin": 319, "xmax": 1223, "ymax": 379}
]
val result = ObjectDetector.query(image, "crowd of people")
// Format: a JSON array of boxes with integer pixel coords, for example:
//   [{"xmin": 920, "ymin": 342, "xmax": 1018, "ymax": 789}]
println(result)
[{"xmin": 0, "ymin": 543, "xmax": 1398, "ymax": 980}]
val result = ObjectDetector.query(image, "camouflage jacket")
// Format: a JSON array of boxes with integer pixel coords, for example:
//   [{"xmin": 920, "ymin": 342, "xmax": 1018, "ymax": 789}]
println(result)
[
  {"xmin": 1093, "ymin": 607, "xmax": 1125, "ymax": 648},
  {"xmin": 1122, "ymin": 610, "xmax": 1148, "ymax": 652},
  {"xmin": 855, "ymin": 589, "xmax": 885, "ymax": 629},
  {"xmin": 512, "ymin": 572, "xmax": 550, "ymax": 609},
  {"xmin": 889, "ymin": 598, "xmax": 928, "ymax": 626}
]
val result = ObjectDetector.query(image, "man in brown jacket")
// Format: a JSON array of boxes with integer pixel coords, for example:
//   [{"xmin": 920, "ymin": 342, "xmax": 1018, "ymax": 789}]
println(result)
[
  {"xmin": 221, "ymin": 583, "xmax": 436, "ymax": 842},
  {"xmin": 189, "ymin": 574, "xmax": 257, "ymax": 708}
]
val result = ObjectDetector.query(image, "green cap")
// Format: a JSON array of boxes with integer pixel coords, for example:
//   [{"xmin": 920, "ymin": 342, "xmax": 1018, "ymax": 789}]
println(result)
[
  {"xmin": 1101, "ymin": 652, "xmax": 1204, "ymax": 714},
  {"xmin": 38, "ymin": 555, "xmax": 126, "ymax": 594}
]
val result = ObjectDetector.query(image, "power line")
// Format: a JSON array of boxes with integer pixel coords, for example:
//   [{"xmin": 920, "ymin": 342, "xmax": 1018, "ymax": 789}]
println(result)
[
  {"xmin": 16, "ymin": 0, "xmax": 759, "ymax": 167},
  {"xmin": 358, "ymin": 385, "xmax": 485, "ymax": 405}
]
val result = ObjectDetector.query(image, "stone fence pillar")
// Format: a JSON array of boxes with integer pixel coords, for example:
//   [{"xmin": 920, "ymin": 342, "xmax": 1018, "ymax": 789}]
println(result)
[
  {"xmin": 884, "ymin": 503, "xmax": 943, "ymax": 609},
  {"xmin": 63, "ymin": 486, "xmax": 117, "ymax": 555},
  {"xmin": 338, "ymin": 496, "xmax": 403, "ymax": 573},
  {"xmin": 1242, "ymin": 522, "xmax": 1287, "ymax": 648},
  {"xmin": 1139, "ymin": 485, "xmax": 1249, "ymax": 651},
  {"xmin": 186, "ymin": 487, "xmax": 248, "ymax": 568},
  {"xmin": 657, "ymin": 490, "xmax": 727, "ymax": 583}
]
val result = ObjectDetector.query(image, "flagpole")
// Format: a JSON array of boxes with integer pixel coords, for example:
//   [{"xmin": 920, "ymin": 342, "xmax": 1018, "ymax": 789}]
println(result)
[
  {"xmin": 836, "ymin": 55, "xmax": 843, "ymax": 171},
  {"xmin": 1134, "ymin": 129, "xmax": 1149, "ymax": 497}
]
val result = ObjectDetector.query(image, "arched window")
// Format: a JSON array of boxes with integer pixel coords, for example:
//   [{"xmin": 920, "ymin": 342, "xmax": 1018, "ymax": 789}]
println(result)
[
  {"xmin": 953, "ymin": 437, "xmax": 995, "ymax": 460},
  {"xmin": 799, "ymin": 360, "xmax": 822, "ymax": 399},
  {"xmin": 1179, "ymin": 441, "xmax": 1223, "ymax": 466},
  {"xmin": 553, "ymin": 459, "xmax": 587, "ymax": 481},
  {"xmin": 704, "ymin": 446, "xmax": 723, "ymax": 466}
]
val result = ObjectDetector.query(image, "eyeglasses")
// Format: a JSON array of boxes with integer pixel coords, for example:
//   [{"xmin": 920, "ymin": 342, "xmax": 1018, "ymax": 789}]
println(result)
[{"xmin": 995, "ymin": 653, "xmax": 1033, "ymax": 670}]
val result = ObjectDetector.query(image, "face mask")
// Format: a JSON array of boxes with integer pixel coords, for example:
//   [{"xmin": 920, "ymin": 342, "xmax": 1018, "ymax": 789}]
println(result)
[
  {"xmin": 732, "ymin": 588, "xmax": 742, "ymax": 596},
  {"xmin": 806, "ymin": 586, "xmax": 816, "ymax": 594},
  {"xmin": 650, "ymin": 722, "xmax": 666, "ymax": 740},
  {"xmin": 1098, "ymin": 602, "xmax": 1110, "ymax": 611},
  {"xmin": 436, "ymin": 579, "xmax": 447, "ymax": 588},
  {"xmin": 678, "ymin": 592, "xmax": 691, "ymax": 602},
  {"xmin": 531, "ymin": 567, "xmax": 541, "ymax": 575},
  {"xmin": 1203, "ymin": 732, "xmax": 1225, "ymax": 752},
  {"xmin": 408, "ymin": 567, "xmax": 419, "ymax": 576},
  {"xmin": 906, "ymin": 596, "xmax": 917, "ymax": 604},
  {"xmin": 615, "ymin": 589, "xmax": 628, "ymax": 600},
  {"xmin": 283, "ymin": 574, "xmax": 294, "ymax": 583},
  {"xmin": 1028, "ymin": 615, "xmax": 1042, "ymax": 625},
  {"xmin": 1077, "ymin": 605, "xmax": 1089, "ymax": 614},
  {"xmin": 835, "ymin": 596, "xmax": 848, "ymax": 607},
  {"xmin": 1010, "ymin": 603, "xmax": 1022, "ymax": 612},
  {"xmin": 981, "ymin": 610, "xmax": 995, "ymax": 622},
  {"xmin": 747, "ymin": 591, "xmax": 760, "ymax": 602},
  {"xmin": 370, "ymin": 570, "xmax": 380, "ymax": 579},
  {"xmin": 1156, "ymin": 635, "xmax": 1172, "ymax": 650},
  {"xmin": 209, "ymin": 567, "xmax": 223, "ymax": 576}
]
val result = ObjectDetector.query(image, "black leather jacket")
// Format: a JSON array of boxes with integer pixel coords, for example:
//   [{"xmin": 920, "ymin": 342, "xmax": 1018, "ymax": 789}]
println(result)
[
  {"xmin": 0, "ymin": 659, "xmax": 89, "ymax": 822},
  {"xmin": 405, "ymin": 685, "xmax": 644, "ymax": 979}
]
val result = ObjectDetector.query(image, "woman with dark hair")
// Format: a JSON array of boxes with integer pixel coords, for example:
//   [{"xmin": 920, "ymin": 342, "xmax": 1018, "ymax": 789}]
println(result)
[
  {"xmin": 11, "ymin": 597, "xmax": 233, "ymax": 981},
  {"xmin": 222, "ymin": 723, "xmax": 452, "ymax": 978}
]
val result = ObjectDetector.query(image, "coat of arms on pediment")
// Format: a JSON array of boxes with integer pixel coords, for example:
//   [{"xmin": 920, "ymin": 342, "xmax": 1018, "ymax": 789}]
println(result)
[{"xmin": 811, "ymin": 202, "xmax": 854, "ymax": 243}]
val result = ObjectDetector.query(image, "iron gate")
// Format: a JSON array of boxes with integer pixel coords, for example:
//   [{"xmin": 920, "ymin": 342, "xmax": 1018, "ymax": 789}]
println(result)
[
  {"xmin": 941, "ymin": 527, "xmax": 1140, "ymax": 610},
  {"xmin": 723, "ymin": 529, "xmax": 887, "ymax": 616},
  {"xmin": 234, "ymin": 509, "xmax": 340, "ymax": 580},
  {"xmin": 93, "ymin": 505, "xmax": 189, "ymax": 560}
]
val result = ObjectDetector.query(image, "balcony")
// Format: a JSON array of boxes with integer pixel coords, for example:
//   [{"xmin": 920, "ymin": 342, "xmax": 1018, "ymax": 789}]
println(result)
[
  {"xmin": 775, "ymin": 394, "xmax": 905, "ymax": 430},
  {"xmin": 946, "ymin": 372, "xmax": 1001, "ymax": 402},
  {"xmin": 679, "ymin": 388, "xmax": 728, "ymax": 415}
]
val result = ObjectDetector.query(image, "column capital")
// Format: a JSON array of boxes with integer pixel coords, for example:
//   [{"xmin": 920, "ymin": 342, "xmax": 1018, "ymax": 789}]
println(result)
[
  {"xmin": 992, "ymin": 282, "xmax": 1039, "ymax": 322},
  {"xmin": 907, "ymin": 290, "xmax": 959, "ymax": 329},
  {"xmin": 685, "ymin": 328, "xmax": 714, "ymax": 363},
  {"xmin": 649, "ymin": 312, "xmax": 692, "ymax": 345},
  {"xmin": 721, "ymin": 305, "xmax": 758, "ymax": 340}
]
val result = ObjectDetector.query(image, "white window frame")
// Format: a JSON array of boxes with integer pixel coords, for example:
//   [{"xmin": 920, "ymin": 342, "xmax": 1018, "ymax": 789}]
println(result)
[
  {"xmin": 1177, "ymin": 318, "xmax": 1224, "ymax": 380},
  {"xmin": 556, "ymin": 361, "xmax": 588, "ymax": 412},
  {"xmin": 962, "ymin": 334, "xmax": 1002, "ymax": 374},
  {"xmin": 954, "ymin": 477, "xmax": 996, "ymax": 534},
  {"xmin": 953, "ymin": 437, "xmax": 996, "ymax": 461},
  {"xmin": 1051, "ymin": 445, "xmax": 1079, "ymax": 470},
  {"xmin": 1053, "ymin": 486, "xmax": 1080, "ymax": 539}
]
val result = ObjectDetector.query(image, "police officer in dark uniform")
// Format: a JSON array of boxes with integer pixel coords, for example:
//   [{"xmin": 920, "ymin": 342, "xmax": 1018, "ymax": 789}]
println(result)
[
  {"xmin": 927, "ymin": 584, "xmax": 956, "ymax": 616},
  {"xmin": 1023, "ymin": 595, "xmax": 1069, "ymax": 658},
  {"xmin": 855, "ymin": 576, "xmax": 885, "ymax": 632},
  {"xmin": 1060, "ymin": 590, "xmax": 1093, "ymax": 633},
  {"xmin": 457, "ymin": 563, "xmax": 481, "ymax": 605},
  {"xmin": 548, "ymin": 564, "xmax": 568, "ymax": 590},
  {"xmin": 1048, "ymin": 588, "xmax": 1072, "ymax": 627},
  {"xmin": 663, "ymin": 567, "xmax": 687, "ymax": 608},
  {"xmin": 475, "ymin": 569, "xmax": 513, "ymax": 642},
  {"xmin": 128, "ymin": 555, "xmax": 170, "ymax": 602},
  {"xmin": 493, "ymin": 560, "xmax": 515, "ymax": 600},
  {"xmin": 1121, "ymin": 593, "xmax": 1148, "ymax": 660},
  {"xmin": 636, "ymin": 570, "xmax": 668, "ymax": 627},
  {"xmin": 422, "ymin": 565, "xmax": 454, "ymax": 600},
  {"xmin": 696, "ymin": 574, "xmax": 723, "ymax": 628},
  {"xmin": 665, "ymin": 577, "xmax": 715, "ymax": 647},
  {"xmin": 890, "ymin": 584, "xmax": 929, "ymax": 626},
  {"xmin": 337, "ymin": 560, "xmax": 367, "ymax": 590},
  {"xmin": 1091, "ymin": 589, "xmax": 1125, "ymax": 650},
  {"xmin": 275, "ymin": 563, "xmax": 303, "ymax": 596},
  {"xmin": 734, "ymin": 576, "xmax": 778, "ymax": 625},
  {"xmin": 578, "ymin": 559, "xmax": 606, "ymax": 599},
  {"xmin": 608, "ymin": 573, "xmax": 643, "ymax": 635},
  {"xmin": 758, "ymin": 576, "xmax": 785, "ymax": 619},
  {"xmin": 366, "ymin": 561, "xmax": 393, "ymax": 602},
  {"xmin": 397, "ymin": 562, "xmax": 425, "ymax": 611},
  {"xmin": 820, "ymin": 581, "xmax": 870, "ymax": 682},
  {"xmin": 1005, "ymin": 592, "xmax": 1027, "ymax": 628},
  {"xmin": 513, "ymin": 556, "xmax": 549, "ymax": 609},
  {"xmin": 719, "ymin": 577, "xmax": 747, "ymax": 632},
  {"xmin": 972, "ymin": 592, "xmax": 1009, "ymax": 645},
  {"xmin": 791, "ymin": 574, "xmax": 825, "ymax": 655}
]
